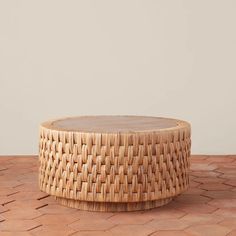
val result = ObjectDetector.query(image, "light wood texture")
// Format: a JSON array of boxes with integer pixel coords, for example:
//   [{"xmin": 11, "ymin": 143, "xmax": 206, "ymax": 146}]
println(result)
[
  {"xmin": 39, "ymin": 116, "xmax": 191, "ymax": 211},
  {"xmin": 45, "ymin": 116, "xmax": 179, "ymax": 132},
  {"xmin": 55, "ymin": 197, "xmax": 173, "ymax": 211}
]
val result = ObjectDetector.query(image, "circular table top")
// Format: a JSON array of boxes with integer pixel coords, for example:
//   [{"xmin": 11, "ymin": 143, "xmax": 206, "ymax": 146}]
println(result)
[{"xmin": 41, "ymin": 116, "xmax": 189, "ymax": 133}]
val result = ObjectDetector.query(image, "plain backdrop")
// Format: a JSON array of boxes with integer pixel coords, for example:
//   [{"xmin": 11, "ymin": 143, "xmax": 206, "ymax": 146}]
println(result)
[{"xmin": 0, "ymin": 0, "xmax": 236, "ymax": 155}]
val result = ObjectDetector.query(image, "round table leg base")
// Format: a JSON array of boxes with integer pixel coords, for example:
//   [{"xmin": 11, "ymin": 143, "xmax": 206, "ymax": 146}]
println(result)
[{"xmin": 55, "ymin": 197, "xmax": 173, "ymax": 212}]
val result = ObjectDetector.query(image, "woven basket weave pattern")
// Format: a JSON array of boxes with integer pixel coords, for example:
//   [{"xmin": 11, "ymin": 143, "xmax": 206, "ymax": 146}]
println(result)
[{"xmin": 39, "ymin": 125, "xmax": 191, "ymax": 203}]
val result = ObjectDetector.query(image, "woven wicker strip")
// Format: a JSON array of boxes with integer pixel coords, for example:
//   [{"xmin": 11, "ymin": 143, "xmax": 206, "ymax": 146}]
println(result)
[{"xmin": 39, "ymin": 116, "xmax": 191, "ymax": 211}]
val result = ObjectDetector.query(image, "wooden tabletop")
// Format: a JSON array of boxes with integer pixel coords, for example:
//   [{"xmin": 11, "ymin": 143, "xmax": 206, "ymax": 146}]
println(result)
[{"xmin": 41, "ymin": 116, "xmax": 188, "ymax": 133}]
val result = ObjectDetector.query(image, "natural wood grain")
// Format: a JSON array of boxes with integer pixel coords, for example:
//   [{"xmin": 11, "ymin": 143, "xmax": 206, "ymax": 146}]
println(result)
[{"xmin": 42, "ymin": 116, "xmax": 181, "ymax": 132}]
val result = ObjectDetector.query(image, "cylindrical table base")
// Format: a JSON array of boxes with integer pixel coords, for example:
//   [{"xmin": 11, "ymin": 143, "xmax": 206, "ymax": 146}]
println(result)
[{"xmin": 55, "ymin": 197, "xmax": 173, "ymax": 212}]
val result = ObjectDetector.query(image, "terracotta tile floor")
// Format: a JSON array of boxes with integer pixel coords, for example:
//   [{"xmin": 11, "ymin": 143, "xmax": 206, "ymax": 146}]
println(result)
[{"xmin": 0, "ymin": 155, "xmax": 236, "ymax": 236}]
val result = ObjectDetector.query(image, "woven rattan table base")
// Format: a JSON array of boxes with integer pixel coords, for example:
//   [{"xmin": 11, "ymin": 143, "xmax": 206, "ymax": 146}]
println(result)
[
  {"xmin": 55, "ymin": 197, "xmax": 173, "ymax": 212},
  {"xmin": 39, "ymin": 116, "xmax": 191, "ymax": 212}
]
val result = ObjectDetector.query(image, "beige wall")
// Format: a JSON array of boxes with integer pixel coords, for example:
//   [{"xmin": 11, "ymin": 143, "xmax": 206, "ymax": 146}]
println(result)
[{"xmin": 0, "ymin": 0, "xmax": 236, "ymax": 155}]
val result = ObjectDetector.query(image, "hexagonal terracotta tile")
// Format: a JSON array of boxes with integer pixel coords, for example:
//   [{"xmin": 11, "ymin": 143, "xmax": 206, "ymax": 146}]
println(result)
[
  {"xmin": 190, "ymin": 171, "xmax": 221, "ymax": 178},
  {"xmin": 69, "ymin": 219, "xmax": 116, "ymax": 231},
  {"xmin": 147, "ymin": 219, "xmax": 190, "ymax": 230},
  {"xmin": 174, "ymin": 194, "xmax": 211, "ymax": 204},
  {"xmin": 219, "ymin": 219, "xmax": 236, "ymax": 230},
  {"xmin": 208, "ymin": 199, "xmax": 236, "ymax": 208},
  {"xmin": 107, "ymin": 212, "xmax": 153, "ymax": 224},
  {"xmin": 185, "ymin": 224, "xmax": 231, "ymax": 236},
  {"xmin": 109, "ymin": 224, "xmax": 155, "ymax": 236},
  {"xmin": 71, "ymin": 210, "xmax": 114, "ymax": 220},
  {"xmin": 190, "ymin": 155, "xmax": 208, "ymax": 162},
  {"xmin": 0, "ymin": 219, "xmax": 41, "ymax": 231},
  {"xmin": 194, "ymin": 177, "xmax": 227, "ymax": 184},
  {"xmin": 139, "ymin": 207, "xmax": 186, "ymax": 220},
  {"xmin": 170, "ymin": 202, "xmax": 218, "ymax": 214},
  {"xmin": 227, "ymin": 230, "xmax": 236, "ymax": 236},
  {"xmin": 181, "ymin": 213, "xmax": 224, "ymax": 225},
  {"xmin": 216, "ymin": 168, "xmax": 236, "ymax": 175},
  {"xmin": 224, "ymin": 180, "xmax": 236, "ymax": 187},
  {"xmin": 34, "ymin": 213, "xmax": 80, "ymax": 225},
  {"xmin": 199, "ymin": 183, "xmax": 233, "ymax": 191},
  {"xmin": 0, "ymin": 205, "xmax": 9, "ymax": 213},
  {"xmin": 11, "ymin": 191, "xmax": 49, "ymax": 201},
  {"xmin": 37, "ymin": 204, "xmax": 77, "ymax": 214},
  {"xmin": 0, "ymin": 232, "xmax": 32, "ymax": 236},
  {"xmin": 190, "ymin": 163, "xmax": 217, "ymax": 171},
  {"xmin": 0, "ymin": 214, "xmax": 6, "ymax": 222},
  {"xmin": 30, "ymin": 225, "xmax": 75, "ymax": 236},
  {"xmin": 202, "ymin": 190, "xmax": 236, "ymax": 199},
  {"xmin": 0, "ymin": 155, "xmax": 236, "ymax": 236},
  {"xmin": 2, "ymin": 208, "xmax": 42, "ymax": 220},
  {"xmin": 6, "ymin": 200, "xmax": 47, "ymax": 210},
  {"xmin": 70, "ymin": 231, "xmax": 113, "ymax": 236},
  {"xmin": 207, "ymin": 156, "xmax": 235, "ymax": 163},
  {"xmin": 213, "ymin": 208, "xmax": 236, "ymax": 218},
  {"xmin": 0, "ymin": 181, "xmax": 22, "ymax": 188},
  {"xmin": 152, "ymin": 231, "xmax": 193, "ymax": 236},
  {"xmin": 0, "ymin": 196, "xmax": 16, "ymax": 206},
  {"xmin": 0, "ymin": 189, "xmax": 20, "ymax": 197}
]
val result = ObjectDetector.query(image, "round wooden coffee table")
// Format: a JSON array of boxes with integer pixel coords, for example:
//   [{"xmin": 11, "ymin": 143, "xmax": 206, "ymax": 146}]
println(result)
[{"xmin": 39, "ymin": 116, "xmax": 191, "ymax": 211}]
